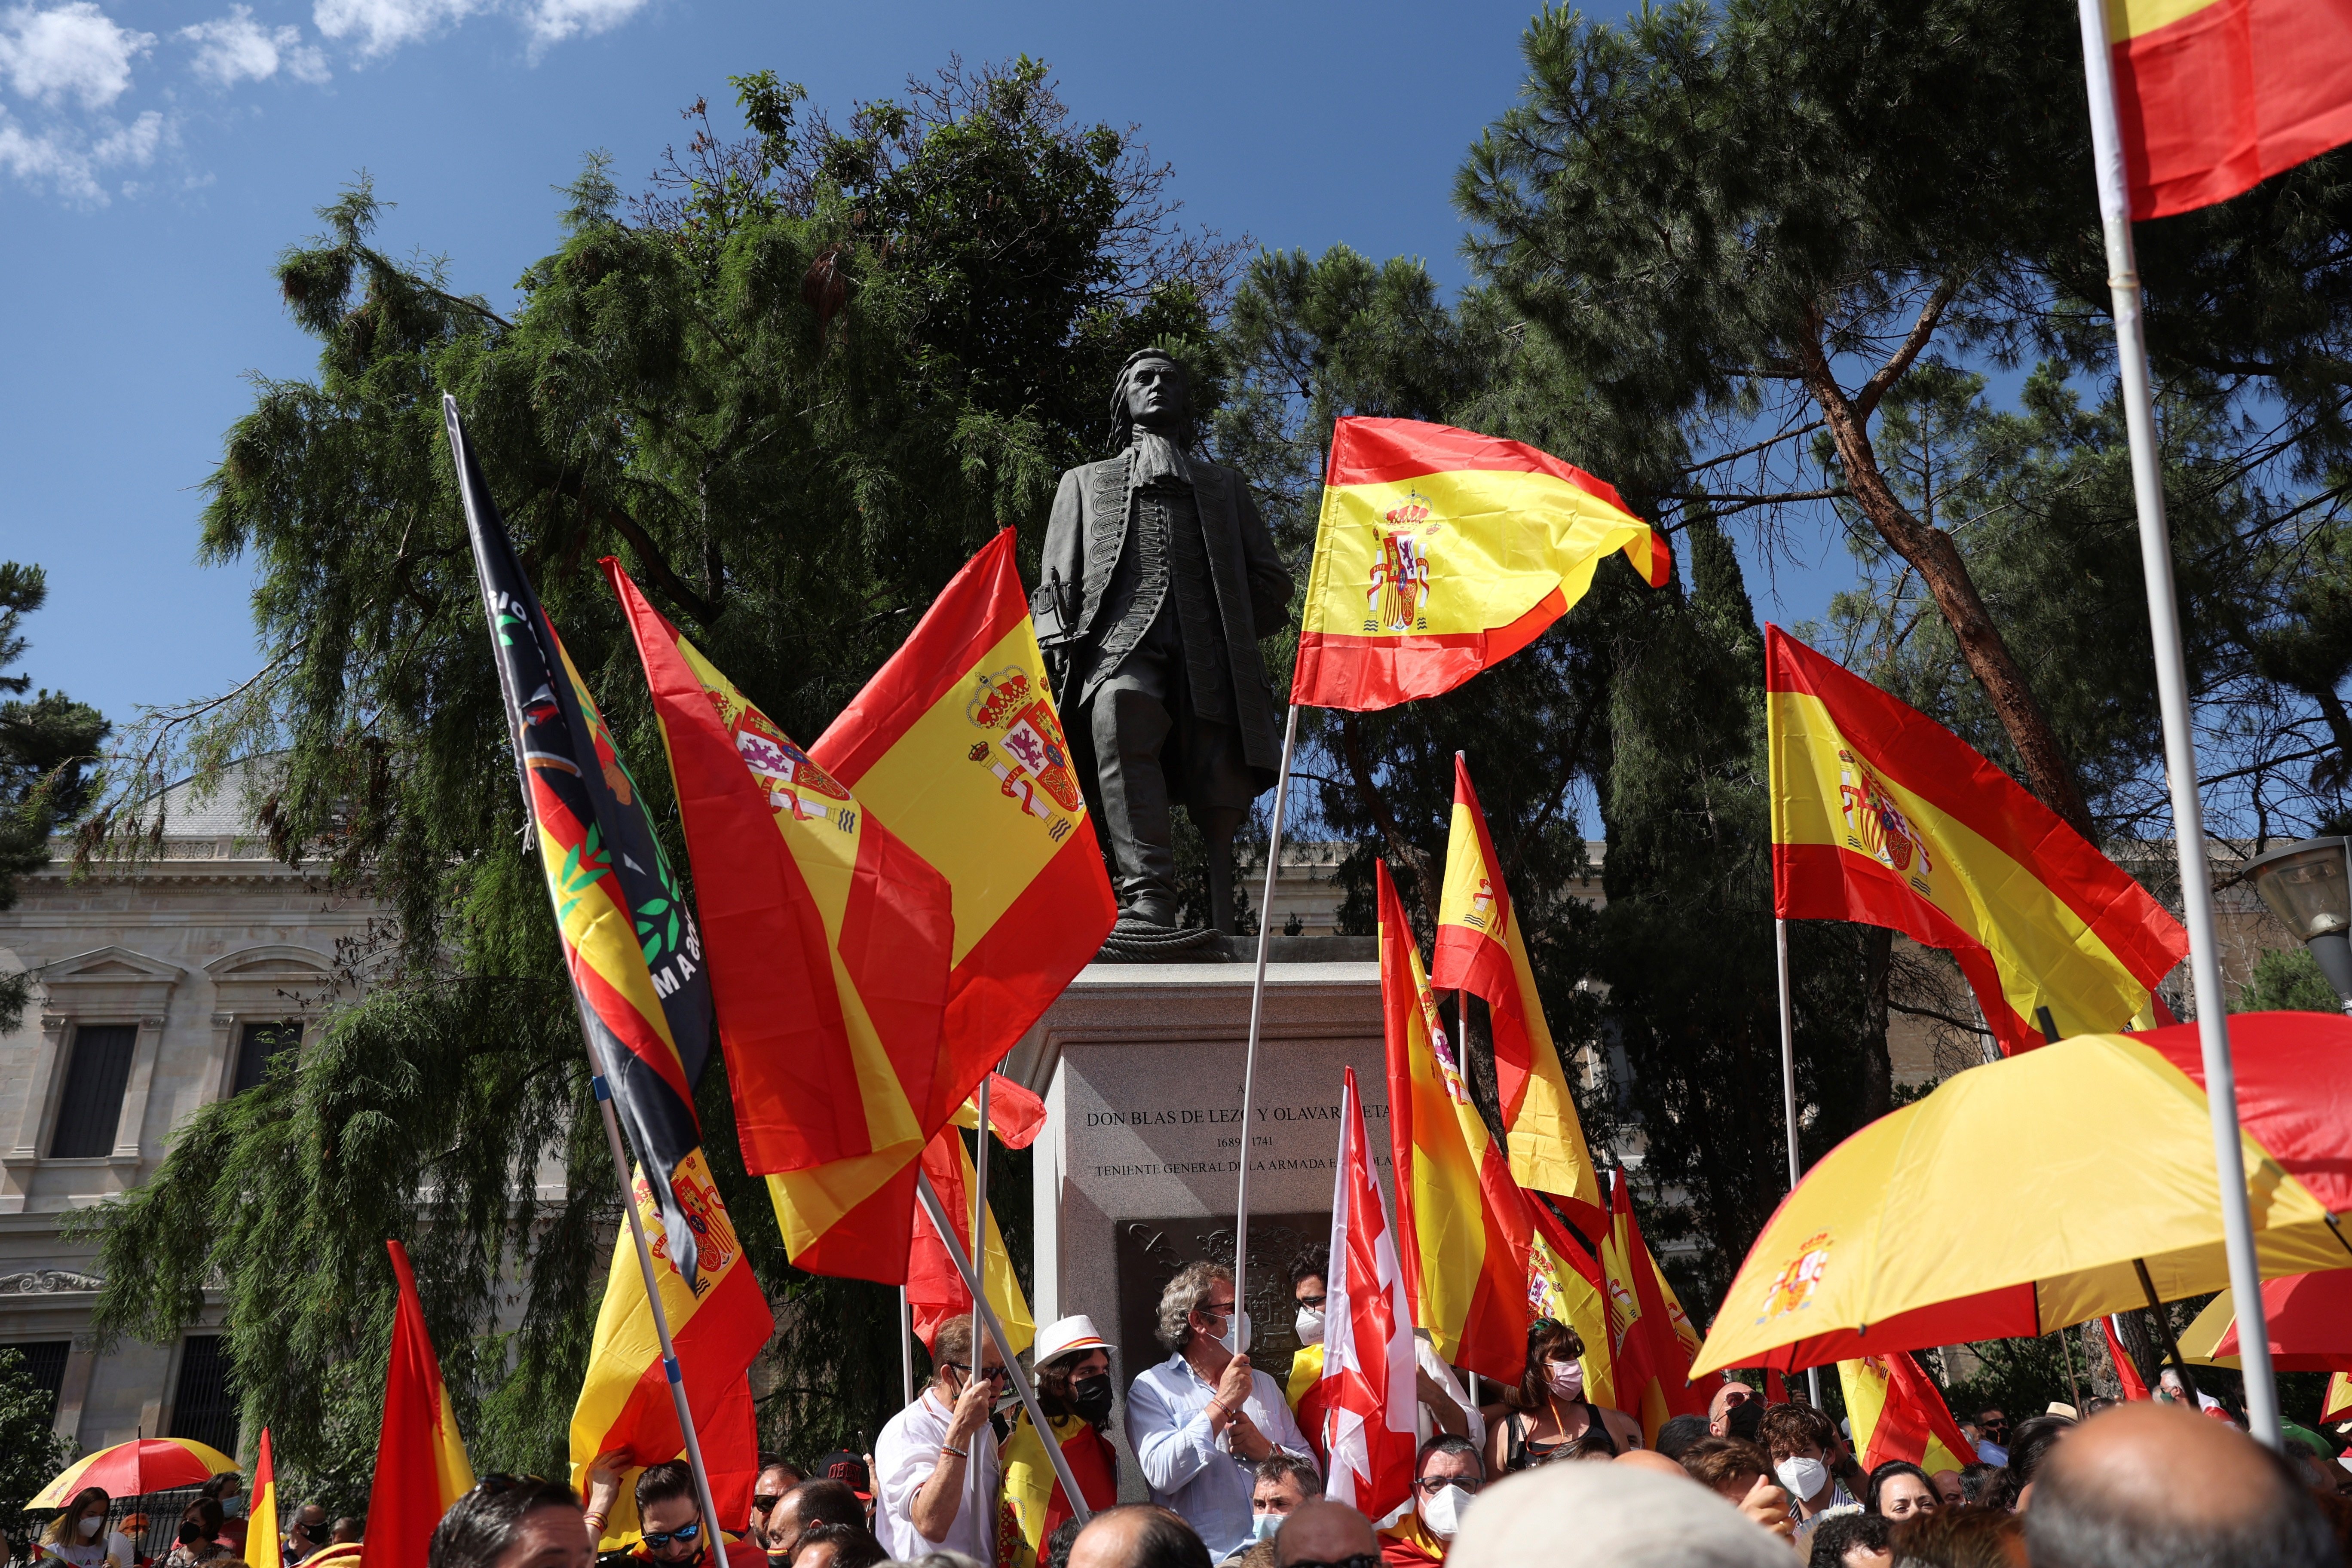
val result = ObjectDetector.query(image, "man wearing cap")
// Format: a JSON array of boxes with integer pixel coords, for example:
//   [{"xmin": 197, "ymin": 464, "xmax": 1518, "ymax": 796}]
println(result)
[
  {"xmin": 875, "ymin": 1317, "xmax": 1005, "ymax": 1563},
  {"xmin": 999, "ymin": 1316, "xmax": 1121, "ymax": 1568}
]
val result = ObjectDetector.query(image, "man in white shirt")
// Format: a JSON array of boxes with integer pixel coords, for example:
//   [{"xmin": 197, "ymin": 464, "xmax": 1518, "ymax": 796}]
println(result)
[
  {"xmin": 874, "ymin": 1317, "xmax": 1005, "ymax": 1564},
  {"xmin": 1126, "ymin": 1262, "xmax": 1317, "ymax": 1561}
]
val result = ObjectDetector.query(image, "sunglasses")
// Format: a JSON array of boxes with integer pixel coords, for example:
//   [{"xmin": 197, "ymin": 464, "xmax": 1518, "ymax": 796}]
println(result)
[
  {"xmin": 944, "ymin": 1362, "xmax": 1011, "ymax": 1383},
  {"xmin": 1286, "ymin": 1557, "xmax": 1378, "ymax": 1568},
  {"xmin": 751, "ymin": 1496, "xmax": 782, "ymax": 1514},
  {"xmin": 642, "ymin": 1524, "xmax": 703, "ymax": 1550},
  {"xmin": 1413, "ymin": 1476, "xmax": 1482, "ymax": 1496},
  {"xmin": 1295, "ymin": 1294, "xmax": 1327, "ymax": 1310}
]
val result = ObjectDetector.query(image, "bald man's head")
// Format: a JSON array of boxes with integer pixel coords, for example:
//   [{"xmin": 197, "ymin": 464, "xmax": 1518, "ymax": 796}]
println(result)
[
  {"xmin": 1614, "ymin": 1450, "xmax": 1692, "ymax": 1481},
  {"xmin": 2024, "ymin": 1403, "xmax": 2334, "ymax": 1568},
  {"xmin": 1066, "ymin": 1505, "xmax": 1207, "ymax": 1568},
  {"xmin": 1274, "ymin": 1501, "xmax": 1376, "ymax": 1567}
]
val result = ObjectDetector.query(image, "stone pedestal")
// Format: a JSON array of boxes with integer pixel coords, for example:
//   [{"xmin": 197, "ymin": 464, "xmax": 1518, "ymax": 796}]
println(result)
[{"xmin": 1006, "ymin": 954, "xmax": 1385, "ymax": 1496}]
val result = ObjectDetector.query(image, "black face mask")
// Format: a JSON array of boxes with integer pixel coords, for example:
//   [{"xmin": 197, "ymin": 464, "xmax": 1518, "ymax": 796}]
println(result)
[{"xmin": 1072, "ymin": 1374, "xmax": 1115, "ymax": 1424}]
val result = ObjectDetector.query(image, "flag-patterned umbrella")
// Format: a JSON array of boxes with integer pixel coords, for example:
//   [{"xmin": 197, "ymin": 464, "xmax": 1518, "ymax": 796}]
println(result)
[
  {"xmin": 32, "ymin": 1438, "xmax": 239, "ymax": 1507},
  {"xmin": 2181, "ymin": 1269, "xmax": 2352, "ymax": 1372},
  {"xmin": 1693, "ymin": 1012, "xmax": 2352, "ymax": 1375}
]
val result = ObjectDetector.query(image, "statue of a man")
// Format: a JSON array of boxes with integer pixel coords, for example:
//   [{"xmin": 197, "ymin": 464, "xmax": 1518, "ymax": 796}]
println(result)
[{"xmin": 1033, "ymin": 349, "xmax": 1293, "ymax": 935}]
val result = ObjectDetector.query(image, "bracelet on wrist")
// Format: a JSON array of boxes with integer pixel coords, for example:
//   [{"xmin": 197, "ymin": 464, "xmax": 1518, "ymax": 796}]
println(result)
[{"xmin": 941, "ymin": 1444, "xmax": 968, "ymax": 1459}]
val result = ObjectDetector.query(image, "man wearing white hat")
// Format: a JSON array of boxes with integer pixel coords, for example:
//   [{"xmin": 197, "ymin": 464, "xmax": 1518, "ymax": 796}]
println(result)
[{"xmin": 1000, "ymin": 1316, "xmax": 1121, "ymax": 1567}]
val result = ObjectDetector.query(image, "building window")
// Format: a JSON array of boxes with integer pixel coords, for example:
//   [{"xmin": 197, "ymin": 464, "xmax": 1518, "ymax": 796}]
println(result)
[
  {"xmin": 49, "ymin": 1023, "xmax": 137, "ymax": 1158},
  {"xmin": 2, "ymin": 1340, "xmax": 70, "ymax": 1426},
  {"xmin": 231, "ymin": 1021, "xmax": 303, "ymax": 1095},
  {"xmin": 169, "ymin": 1335, "xmax": 238, "ymax": 1455}
]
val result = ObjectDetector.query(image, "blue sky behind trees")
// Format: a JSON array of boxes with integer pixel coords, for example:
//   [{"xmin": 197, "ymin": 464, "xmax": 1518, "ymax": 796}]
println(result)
[{"xmin": 1, "ymin": 0, "xmax": 1857, "ymax": 732}]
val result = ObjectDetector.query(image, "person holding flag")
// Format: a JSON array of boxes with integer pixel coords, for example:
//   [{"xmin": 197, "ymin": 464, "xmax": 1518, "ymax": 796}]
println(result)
[
  {"xmin": 994, "ymin": 1317, "xmax": 1119, "ymax": 1568},
  {"xmin": 1312, "ymin": 1067, "xmax": 1418, "ymax": 1528},
  {"xmin": 873, "ymin": 1317, "xmax": 1008, "ymax": 1564}
]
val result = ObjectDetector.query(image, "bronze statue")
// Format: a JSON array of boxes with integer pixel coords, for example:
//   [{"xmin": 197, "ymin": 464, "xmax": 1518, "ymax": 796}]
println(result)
[{"xmin": 1033, "ymin": 350, "xmax": 1293, "ymax": 935}]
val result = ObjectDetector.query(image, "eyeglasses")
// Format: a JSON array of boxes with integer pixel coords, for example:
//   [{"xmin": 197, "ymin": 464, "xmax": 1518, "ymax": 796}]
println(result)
[
  {"xmin": 944, "ymin": 1362, "xmax": 1011, "ymax": 1383},
  {"xmin": 1413, "ymin": 1476, "xmax": 1483, "ymax": 1496},
  {"xmin": 642, "ymin": 1523, "xmax": 704, "ymax": 1550},
  {"xmin": 751, "ymin": 1496, "xmax": 783, "ymax": 1514},
  {"xmin": 1197, "ymin": 1302, "xmax": 1235, "ymax": 1319},
  {"xmin": 1284, "ymin": 1556, "xmax": 1378, "ymax": 1568},
  {"xmin": 1295, "ymin": 1294, "xmax": 1327, "ymax": 1310}
]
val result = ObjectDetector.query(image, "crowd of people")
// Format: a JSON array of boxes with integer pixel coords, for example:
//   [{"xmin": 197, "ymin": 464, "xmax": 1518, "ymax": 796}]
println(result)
[{"xmin": 19, "ymin": 1252, "xmax": 2352, "ymax": 1568}]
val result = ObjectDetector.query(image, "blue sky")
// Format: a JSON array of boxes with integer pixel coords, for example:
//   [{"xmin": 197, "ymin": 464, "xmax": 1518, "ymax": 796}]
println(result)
[{"xmin": 0, "ymin": 0, "xmax": 1858, "ymax": 731}]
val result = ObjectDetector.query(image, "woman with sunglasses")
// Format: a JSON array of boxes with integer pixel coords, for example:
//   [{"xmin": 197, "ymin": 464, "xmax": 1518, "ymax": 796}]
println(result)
[{"xmin": 1485, "ymin": 1319, "xmax": 1642, "ymax": 1476}]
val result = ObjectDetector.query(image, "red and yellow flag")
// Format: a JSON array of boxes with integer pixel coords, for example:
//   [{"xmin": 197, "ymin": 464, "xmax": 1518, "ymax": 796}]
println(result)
[
  {"xmin": 1766, "ymin": 625, "xmax": 2188, "ymax": 1056},
  {"xmin": 2102, "ymin": 1317, "xmax": 2152, "ymax": 1400},
  {"xmin": 2324, "ymin": 1373, "xmax": 2352, "ymax": 1424},
  {"xmin": 995, "ymin": 1412, "xmax": 1117, "ymax": 1568},
  {"xmin": 1378, "ymin": 860, "xmax": 1533, "ymax": 1387},
  {"xmin": 1292, "ymin": 417, "xmax": 1666, "ymax": 711},
  {"xmin": 363, "ymin": 1242, "xmax": 472, "ymax": 1568},
  {"xmin": 1430, "ymin": 757, "xmax": 1603, "ymax": 1225},
  {"xmin": 906, "ymin": 1081, "xmax": 1039, "ymax": 1356},
  {"xmin": 567, "ymin": 1151, "xmax": 775, "ymax": 1547},
  {"xmin": 1525, "ymin": 1197, "xmax": 1617, "ymax": 1415},
  {"xmin": 1838, "ymin": 1351, "xmax": 1975, "ymax": 1476},
  {"xmin": 246, "ymin": 1429, "xmax": 280, "ymax": 1568},
  {"xmin": 1598, "ymin": 1174, "xmax": 1708, "ymax": 1445},
  {"xmin": 2106, "ymin": 0, "xmax": 2352, "ymax": 219},
  {"xmin": 607, "ymin": 559, "xmax": 957, "ymax": 1282}
]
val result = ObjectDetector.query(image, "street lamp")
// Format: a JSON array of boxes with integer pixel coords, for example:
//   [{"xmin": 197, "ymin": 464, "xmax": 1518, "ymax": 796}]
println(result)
[{"xmin": 2239, "ymin": 836, "xmax": 2352, "ymax": 1011}]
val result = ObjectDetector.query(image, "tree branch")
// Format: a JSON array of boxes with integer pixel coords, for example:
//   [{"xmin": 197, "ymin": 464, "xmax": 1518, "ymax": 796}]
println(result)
[
  {"xmin": 1854, "ymin": 276, "xmax": 1963, "ymax": 420},
  {"xmin": 546, "ymin": 474, "xmax": 719, "ymax": 624}
]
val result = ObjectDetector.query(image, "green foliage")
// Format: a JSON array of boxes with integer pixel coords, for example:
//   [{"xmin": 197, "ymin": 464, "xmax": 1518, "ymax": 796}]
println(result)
[
  {"xmin": 2235, "ymin": 945, "xmax": 2343, "ymax": 1015},
  {"xmin": 0, "ymin": 1346, "xmax": 74, "ymax": 1539},
  {"xmin": 0, "ymin": 560, "xmax": 109, "ymax": 1031},
  {"xmin": 77, "ymin": 55, "xmax": 1232, "ymax": 1480}
]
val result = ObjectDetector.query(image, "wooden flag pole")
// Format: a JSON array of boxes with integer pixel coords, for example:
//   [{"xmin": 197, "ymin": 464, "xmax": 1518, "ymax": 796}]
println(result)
[
  {"xmin": 2075, "ymin": 0, "xmax": 2281, "ymax": 1449},
  {"xmin": 1233, "ymin": 702, "xmax": 1303, "ymax": 1338},
  {"xmin": 582, "ymin": 1034, "xmax": 729, "ymax": 1547},
  {"xmin": 914, "ymin": 1168, "xmax": 1093, "ymax": 1526}
]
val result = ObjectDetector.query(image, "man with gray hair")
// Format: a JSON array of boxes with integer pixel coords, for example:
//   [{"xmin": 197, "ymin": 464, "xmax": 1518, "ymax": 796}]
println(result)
[
  {"xmin": 1124, "ymin": 1262, "xmax": 1314, "ymax": 1561},
  {"xmin": 1034, "ymin": 349, "xmax": 1293, "ymax": 938}
]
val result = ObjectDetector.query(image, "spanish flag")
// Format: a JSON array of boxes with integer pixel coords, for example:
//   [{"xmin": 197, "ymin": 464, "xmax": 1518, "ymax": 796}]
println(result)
[
  {"xmin": 245, "ymin": 1430, "xmax": 279, "ymax": 1568},
  {"xmin": 1837, "ymin": 1351, "xmax": 1975, "ymax": 1476},
  {"xmin": 1430, "ymin": 757, "xmax": 1604, "ymax": 1225},
  {"xmin": 1291, "ymin": 417, "xmax": 1666, "ymax": 711},
  {"xmin": 1378, "ymin": 860, "xmax": 1532, "ymax": 1386},
  {"xmin": 1525, "ymin": 1197, "xmax": 1617, "ymax": 1416},
  {"xmin": 2324, "ymin": 1372, "xmax": 2352, "ymax": 1424},
  {"xmin": 805, "ymin": 529, "xmax": 1119, "ymax": 1264},
  {"xmin": 363, "ymin": 1241, "xmax": 472, "ymax": 1568},
  {"xmin": 1766, "ymin": 625, "xmax": 2188, "ymax": 1056},
  {"xmin": 567, "ymin": 1150, "xmax": 775, "ymax": 1547},
  {"xmin": 2105, "ymin": 0, "xmax": 2352, "ymax": 219},
  {"xmin": 906, "ymin": 1077, "xmax": 1040, "ymax": 1356},
  {"xmin": 605, "ymin": 558, "xmax": 957, "ymax": 1282},
  {"xmin": 1598, "ymin": 1174, "xmax": 1708, "ymax": 1444},
  {"xmin": 995, "ymin": 1412, "xmax": 1116, "ymax": 1567}
]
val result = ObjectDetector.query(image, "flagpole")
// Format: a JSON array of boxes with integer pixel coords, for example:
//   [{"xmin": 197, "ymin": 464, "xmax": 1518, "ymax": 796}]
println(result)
[
  {"xmin": 1234, "ymin": 702, "xmax": 1303, "ymax": 1340},
  {"xmin": 2074, "ymin": 0, "xmax": 2281, "ymax": 1449},
  {"xmin": 915, "ymin": 1169, "xmax": 1093, "ymax": 1526},
  {"xmin": 968, "ymin": 1072, "xmax": 991, "ymax": 1534},
  {"xmin": 899, "ymin": 1287, "xmax": 916, "ymax": 1406},
  {"xmin": 1773, "ymin": 918, "xmax": 1819, "ymax": 1408},
  {"xmin": 583, "ymin": 1035, "xmax": 729, "ymax": 1546}
]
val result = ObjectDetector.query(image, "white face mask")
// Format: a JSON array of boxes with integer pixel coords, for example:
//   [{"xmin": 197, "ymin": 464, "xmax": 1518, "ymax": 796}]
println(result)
[
  {"xmin": 1418, "ymin": 1483, "xmax": 1473, "ymax": 1540},
  {"xmin": 1776, "ymin": 1455, "xmax": 1830, "ymax": 1503},
  {"xmin": 1294, "ymin": 1307, "xmax": 1325, "ymax": 1346},
  {"xmin": 1546, "ymin": 1358, "xmax": 1584, "ymax": 1401},
  {"xmin": 1219, "ymin": 1309, "xmax": 1253, "ymax": 1356},
  {"xmin": 78, "ymin": 1519, "xmax": 104, "ymax": 1540}
]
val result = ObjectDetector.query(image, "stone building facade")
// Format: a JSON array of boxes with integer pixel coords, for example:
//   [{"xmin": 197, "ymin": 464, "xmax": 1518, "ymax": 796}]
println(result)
[{"xmin": 0, "ymin": 766, "xmax": 374, "ymax": 1457}]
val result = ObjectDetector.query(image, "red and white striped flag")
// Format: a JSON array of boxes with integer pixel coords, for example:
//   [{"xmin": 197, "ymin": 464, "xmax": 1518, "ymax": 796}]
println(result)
[{"xmin": 1318, "ymin": 1066, "xmax": 1418, "ymax": 1521}]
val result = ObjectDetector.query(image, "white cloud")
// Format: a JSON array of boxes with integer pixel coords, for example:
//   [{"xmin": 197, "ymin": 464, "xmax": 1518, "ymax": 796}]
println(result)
[
  {"xmin": 312, "ymin": 0, "xmax": 482, "ymax": 58},
  {"xmin": 0, "ymin": 2, "xmax": 154, "ymax": 108},
  {"xmin": 180, "ymin": 6, "xmax": 328, "ymax": 87},
  {"xmin": 523, "ymin": 0, "xmax": 644, "ymax": 46},
  {"xmin": 0, "ymin": 101, "xmax": 161, "ymax": 202}
]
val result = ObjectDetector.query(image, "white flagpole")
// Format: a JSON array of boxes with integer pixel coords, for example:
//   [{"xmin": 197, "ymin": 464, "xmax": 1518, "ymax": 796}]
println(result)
[
  {"xmin": 1233, "ymin": 703, "xmax": 1303, "ymax": 1338},
  {"xmin": 1773, "ymin": 918, "xmax": 1820, "ymax": 1407},
  {"xmin": 914, "ymin": 1169, "xmax": 1093, "ymax": 1525},
  {"xmin": 2073, "ymin": 0, "xmax": 2281, "ymax": 1449},
  {"xmin": 968, "ymin": 1072, "xmax": 991, "ymax": 1532},
  {"xmin": 899, "ymin": 1286, "xmax": 915, "ymax": 1406}
]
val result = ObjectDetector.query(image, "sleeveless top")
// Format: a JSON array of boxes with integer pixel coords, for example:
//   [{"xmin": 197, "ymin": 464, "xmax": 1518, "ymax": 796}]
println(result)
[{"xmin": 1501, "ymin": 1401, "xmax": 1620, "ymax": 1470}]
